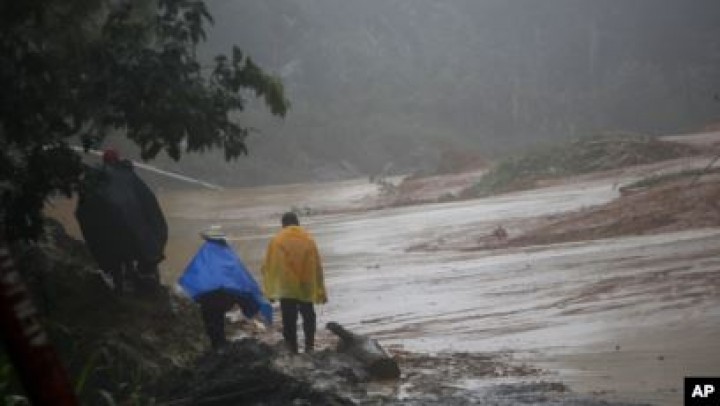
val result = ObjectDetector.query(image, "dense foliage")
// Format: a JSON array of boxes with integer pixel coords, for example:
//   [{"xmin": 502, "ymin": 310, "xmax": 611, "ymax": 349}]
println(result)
[{"xmin": 0, "ymin": 0, "xmax": 289, "ymax": 240}]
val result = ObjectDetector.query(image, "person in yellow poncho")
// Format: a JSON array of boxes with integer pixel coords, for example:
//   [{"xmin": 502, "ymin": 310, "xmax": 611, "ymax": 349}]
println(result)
[{"xmin": 262, "ymin": 212, "xmax": 327, "ymax": 354}]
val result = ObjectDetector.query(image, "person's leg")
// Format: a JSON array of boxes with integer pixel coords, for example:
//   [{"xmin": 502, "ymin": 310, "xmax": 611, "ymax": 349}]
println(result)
[
  {"xmin": 198, "ymin": 292, "xmax": 228, "ymax": 350},
  {"xmin": 298, "ymin": 301, "xmax": 316, "ymax": 353},
  {"xmin": 136, "ymin": 260, "xmax": 161, "ymax": 294},
  {"xmin": 234, "ymin": 294, "xmax": 259, "ymax": 320},
  {"xmin": 280, "ymin": 299, "xmax": 299, "ymax": 354}
]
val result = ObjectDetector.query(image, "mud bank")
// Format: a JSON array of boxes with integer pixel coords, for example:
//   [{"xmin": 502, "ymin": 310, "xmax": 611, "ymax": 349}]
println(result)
[
  {"xmin": 504, "ymin": 177, "xmax": 720, "ymax": 249},
  {"xmin": 154, "ymin": 338, "xmax": 643, "ymax": 405}
]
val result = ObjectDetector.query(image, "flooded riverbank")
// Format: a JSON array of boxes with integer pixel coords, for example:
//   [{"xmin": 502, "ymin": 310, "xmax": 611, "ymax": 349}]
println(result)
[
  {"xmin": 156, "ymin": 176, "xmax": 719, "ymax": 405},
  {"xmin": 46, "ymin": 174, "xmax": 720, "ymax": 405}
]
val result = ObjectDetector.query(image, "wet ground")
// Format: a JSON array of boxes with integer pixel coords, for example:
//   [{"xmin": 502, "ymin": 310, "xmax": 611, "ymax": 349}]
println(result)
[
  {"xmin": 156, "ymin": 337, "xmax": 644, "ymax": 405},
  {"xmin": 148, "ymin": 172, "xmax": 720, "ymax": 405},
  {"xmin": 45, "ymin": 162, "xmax": 720, "ymax": 405}
]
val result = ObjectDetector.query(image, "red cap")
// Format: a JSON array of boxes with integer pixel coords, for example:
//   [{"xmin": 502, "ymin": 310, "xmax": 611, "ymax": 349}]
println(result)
[{"xmin": 102, "ymin": 148, "xmax": 119, "ymax": 164}]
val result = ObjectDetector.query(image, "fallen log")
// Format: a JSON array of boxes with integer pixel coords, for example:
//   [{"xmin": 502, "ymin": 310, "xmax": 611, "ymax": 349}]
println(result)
[{"xmin": 326, "ymin": 321, "xmax": 401, "ymax": 380}]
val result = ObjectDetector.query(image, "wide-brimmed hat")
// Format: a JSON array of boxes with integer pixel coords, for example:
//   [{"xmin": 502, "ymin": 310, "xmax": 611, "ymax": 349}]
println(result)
[{"xmin": 201, "ymin": 225, "xmax": 227, "ymax": 241}]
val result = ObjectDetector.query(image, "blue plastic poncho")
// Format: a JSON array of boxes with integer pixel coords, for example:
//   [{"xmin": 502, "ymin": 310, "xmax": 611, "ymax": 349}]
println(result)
[{"xmin": 179, "ymin": 240, "xmax": 273, "ymax": 325}]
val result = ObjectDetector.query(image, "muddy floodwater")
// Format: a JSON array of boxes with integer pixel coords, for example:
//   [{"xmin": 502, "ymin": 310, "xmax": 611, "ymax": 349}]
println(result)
[
  {"xmin": 53, "ymin": 176, "xmax": 719, "ymax": 405},
  {"xmin": 157, "ymin": 177, "xmax": 720, "ymax": 405}
]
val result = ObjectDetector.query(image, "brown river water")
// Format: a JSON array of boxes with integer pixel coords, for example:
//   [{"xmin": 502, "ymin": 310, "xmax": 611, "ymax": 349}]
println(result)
[{"xmin": 49, "ymin": 177, "xmax": 720, "ymax": 405}]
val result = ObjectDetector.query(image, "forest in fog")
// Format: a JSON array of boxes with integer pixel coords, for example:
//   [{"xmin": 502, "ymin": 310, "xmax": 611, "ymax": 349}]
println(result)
[{"xmin": 122, "ymin": 0, "xmax": 720, "ymax": 186}]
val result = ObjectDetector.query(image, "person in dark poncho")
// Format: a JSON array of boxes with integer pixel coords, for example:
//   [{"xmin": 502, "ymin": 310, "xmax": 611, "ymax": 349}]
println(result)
[
  {"xmin": 179, "ymin": 226, "xmax": 273, "ymax": 350},
  {"xmin": 75, "ymin": 148, "xmax": 167, "ymax": 294}
]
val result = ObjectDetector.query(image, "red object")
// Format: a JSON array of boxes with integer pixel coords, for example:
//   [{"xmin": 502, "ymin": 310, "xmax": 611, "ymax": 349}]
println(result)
[
  {"xmin": 0, "ymin": 236, "xmax": 79, "ymax": 405},
  {"xmin": 102, "ymin": 148, "xmax": 120, "ymax": 164}
]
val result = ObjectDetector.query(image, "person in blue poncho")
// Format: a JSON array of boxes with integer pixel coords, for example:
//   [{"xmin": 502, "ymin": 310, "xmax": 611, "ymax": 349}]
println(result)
[{"xmin": 179, "ymin": 226, "xmax": 272, "ymax": 350}]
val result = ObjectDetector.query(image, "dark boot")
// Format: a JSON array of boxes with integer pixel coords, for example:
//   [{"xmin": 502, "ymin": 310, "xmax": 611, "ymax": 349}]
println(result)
[
  {"xmin": 304, "ymin": 337, "xmax": 314, "ymax": 354},
  {"xmin": 285, "ymin": 339, "xmax": 299, "ymax": 354}
]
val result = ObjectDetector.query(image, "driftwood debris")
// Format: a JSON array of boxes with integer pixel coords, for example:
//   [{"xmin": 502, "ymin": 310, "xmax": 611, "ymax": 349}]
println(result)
[{"xmin": 326, "ymin": 322, "xmax": 401, "ymax": 380}]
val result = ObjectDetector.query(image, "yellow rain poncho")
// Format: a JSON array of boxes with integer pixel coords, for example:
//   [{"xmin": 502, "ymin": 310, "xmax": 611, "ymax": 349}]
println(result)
[{"xmin": 261, "ymin": 226, "xmax": 327, "ymax": 304}]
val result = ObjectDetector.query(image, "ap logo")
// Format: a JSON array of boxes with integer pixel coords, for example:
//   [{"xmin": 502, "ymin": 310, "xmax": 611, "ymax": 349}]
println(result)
[
  {"xmin": 692, "ymin": 384, "xmax": 714, "ymax": 398},
  {"xmin": 686, "ymin": 377, "xmax": 720, "ymax": 405}
]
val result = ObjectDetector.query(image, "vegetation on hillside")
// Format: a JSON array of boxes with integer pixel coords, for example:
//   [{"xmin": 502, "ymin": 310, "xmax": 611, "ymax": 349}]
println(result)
[
  {"xmin": 1, "ymin": 220, "xmax": 206, "ymax": 404},
  {"xmin": 462, "ymin": 133, "xmax": 701, "ymax": 197}
]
